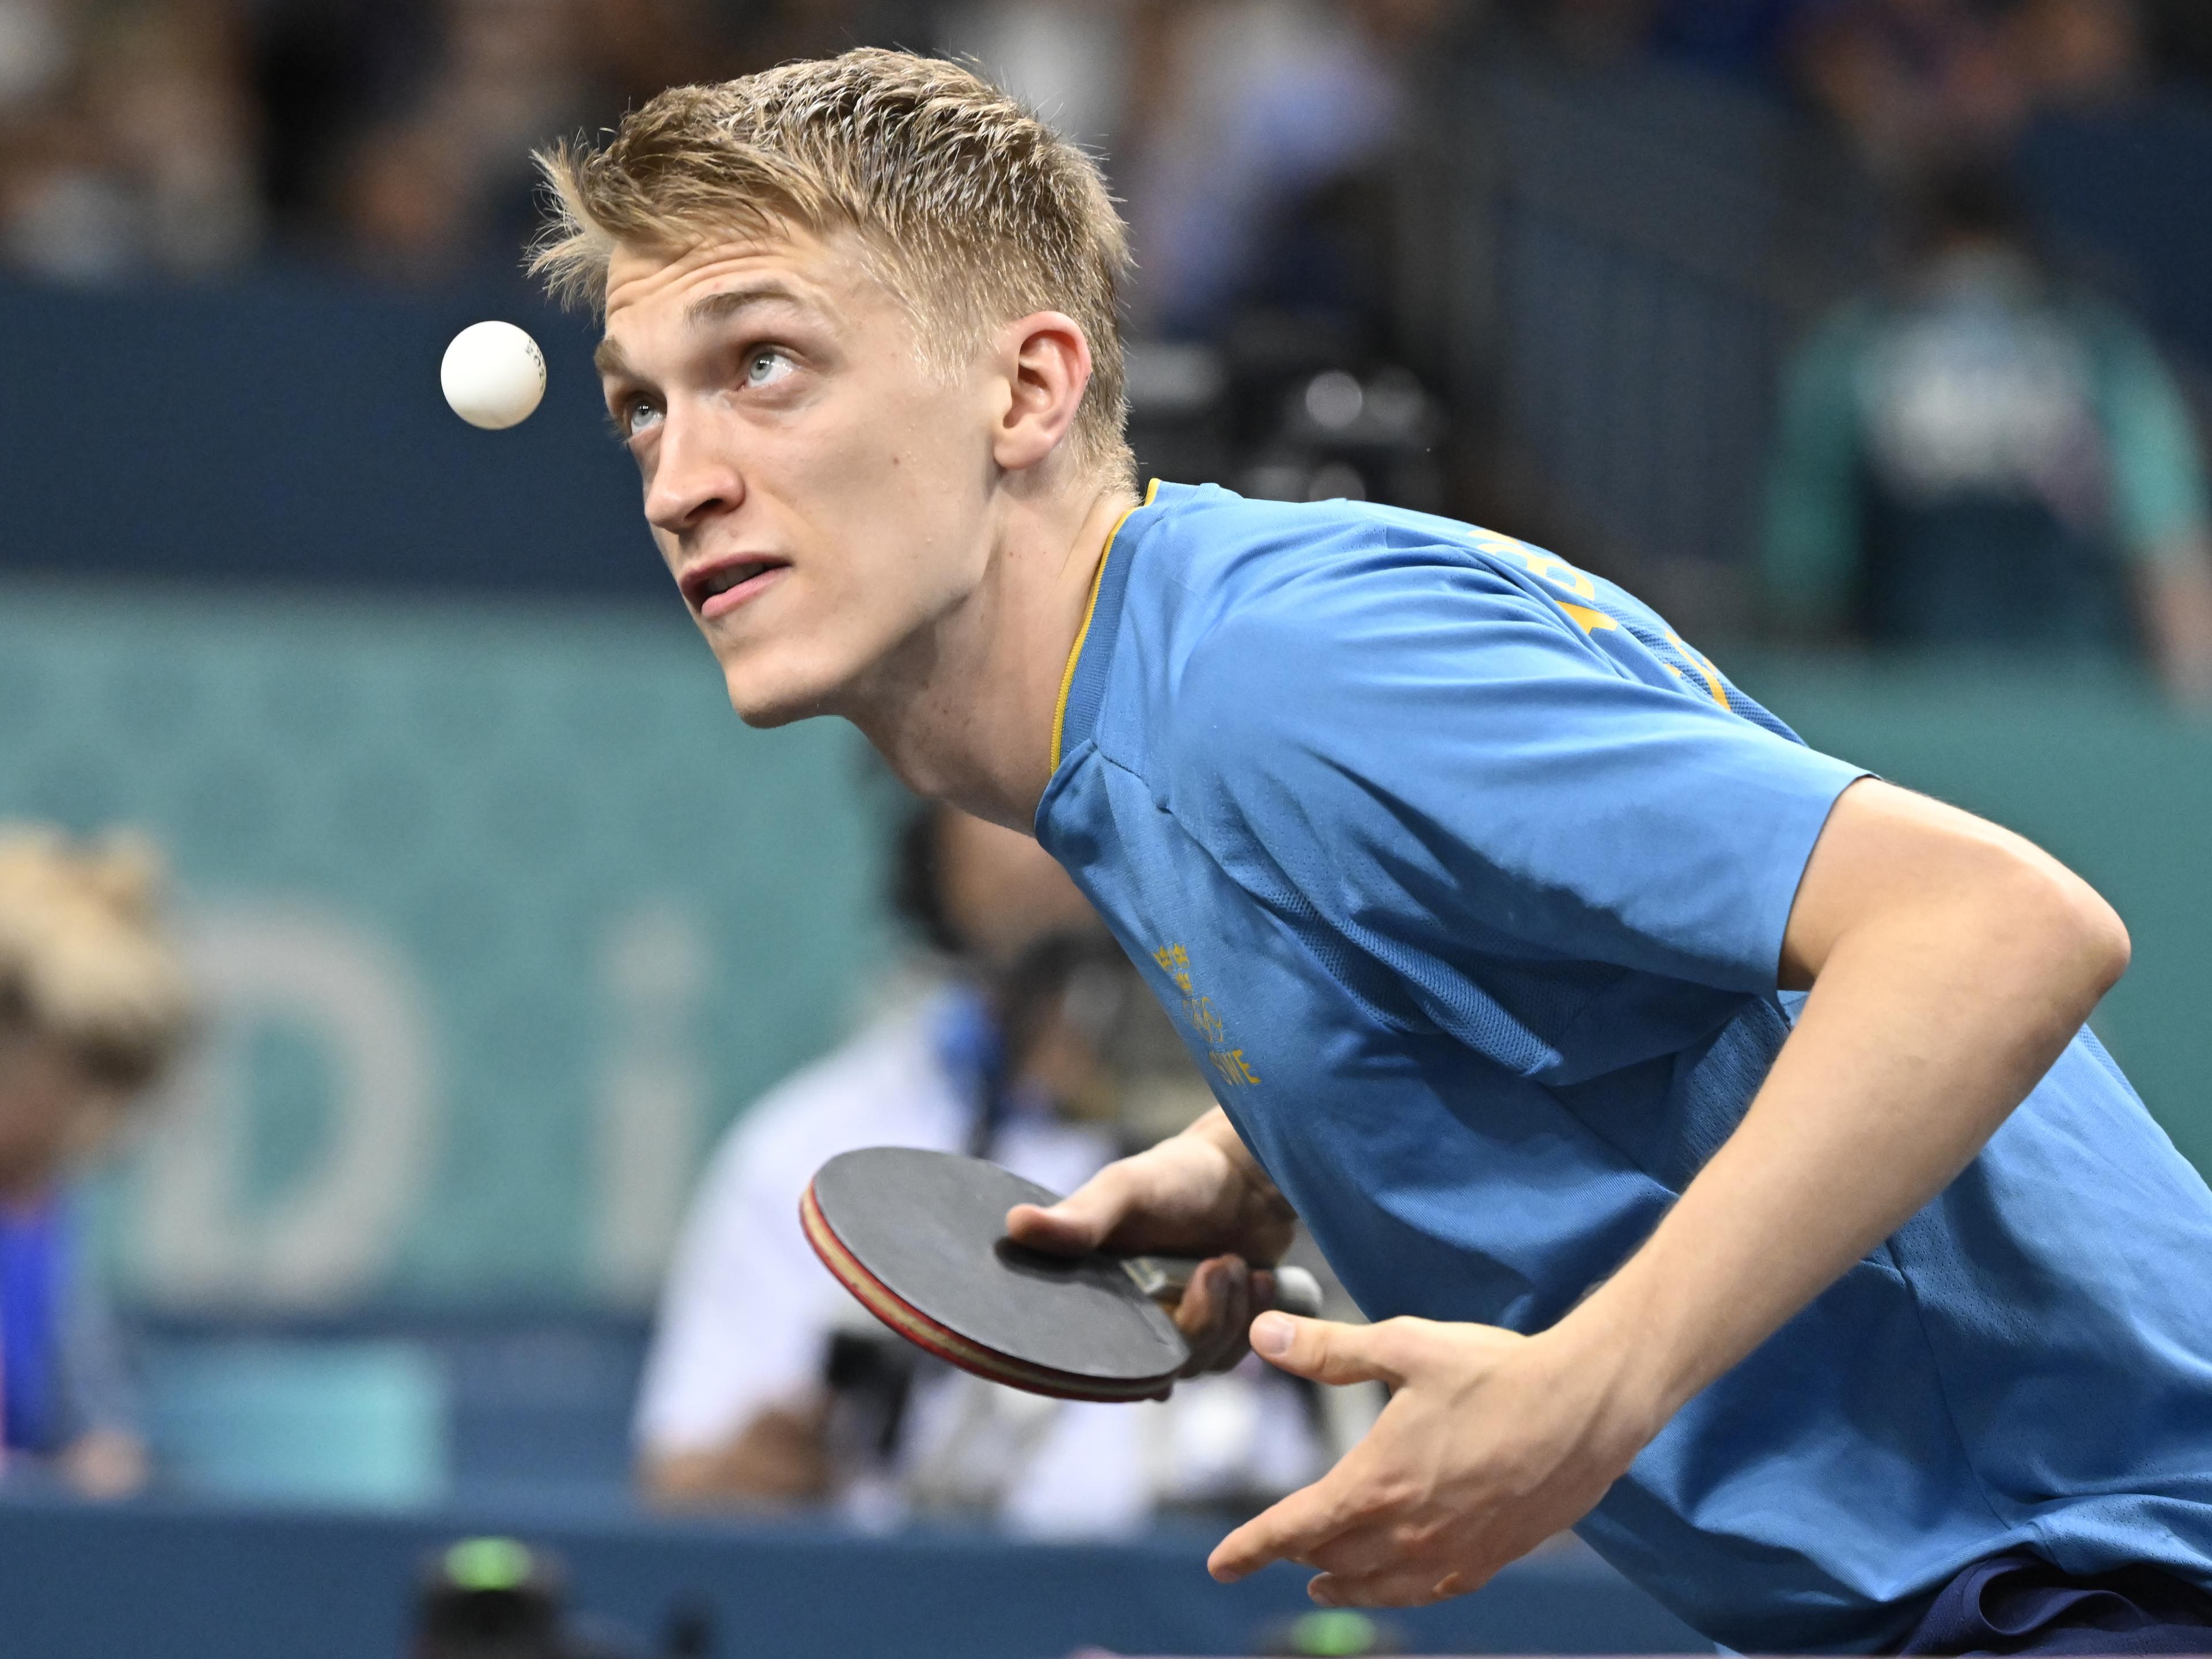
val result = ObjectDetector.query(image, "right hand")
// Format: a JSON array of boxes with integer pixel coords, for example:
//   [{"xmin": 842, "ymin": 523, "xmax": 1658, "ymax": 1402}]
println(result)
[{"xmin": 1004, "ymin": 1108, "xmax": 1299, "ymax": 1375}]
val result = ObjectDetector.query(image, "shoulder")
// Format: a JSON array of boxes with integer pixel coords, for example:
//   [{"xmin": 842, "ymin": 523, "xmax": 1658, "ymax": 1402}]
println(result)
[{"xmin": 1159, "ymin": 502, "xmax": 1578, "ymax": 751}]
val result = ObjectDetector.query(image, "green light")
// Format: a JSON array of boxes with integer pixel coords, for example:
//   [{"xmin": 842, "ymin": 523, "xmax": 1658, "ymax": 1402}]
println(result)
[
  {"xmin": 1291, "ymin": 1608, "xmax": 1379, "ymax": 1657},
  {"xmin": 445, "ymin": 1536, "xmax": 534, "ymax": 1592}
]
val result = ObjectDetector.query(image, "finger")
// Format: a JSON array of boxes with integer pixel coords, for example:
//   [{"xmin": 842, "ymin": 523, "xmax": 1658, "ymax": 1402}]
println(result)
[
  {"xmin": 1003, "ymin": 1165, "xmax": 1134, "ymax": 1256},
  {"xmin": 1178, "ymin": 1257, "xmax": 1254, "ymax": 1375},
  {"xmin": 1309, "ymin": 1564, "xmax": 1480, "ymax": 1609},
  {"xmin": 1208, "ymin": 1471, "xmax": 1366, "ymax": 1582},
  {"xmin": 1171, "ymin": 1256, "xmax": 1222, "ymax": 1370},
  {"xmin": 1304, "ymin": 1522, "xmax": 1421, "ymax": 1581},
  {"xmin": 1248, "ymin": 1314, "xmax": 1404, "ymax": 1389}
]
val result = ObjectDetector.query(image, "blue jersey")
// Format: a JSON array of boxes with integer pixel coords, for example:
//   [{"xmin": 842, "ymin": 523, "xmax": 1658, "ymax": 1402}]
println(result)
[{"xmin": 1033, "ymin": 480, "xmax": 2212, "ymax": 1653}]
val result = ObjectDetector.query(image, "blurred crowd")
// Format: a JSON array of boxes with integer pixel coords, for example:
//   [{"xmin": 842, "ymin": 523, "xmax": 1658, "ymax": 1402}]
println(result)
[
  {"xmin": 1, "ymin": 0, "xmax": 2201, "ymax": 288},
  {"xmin": 9, "ymin": 3, "xmax": 2212, "ymax": 689}
]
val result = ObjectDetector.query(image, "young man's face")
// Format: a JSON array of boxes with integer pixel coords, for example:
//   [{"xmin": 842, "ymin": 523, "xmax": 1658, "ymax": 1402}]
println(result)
[{"xmin": 597, "ymin": 225, "xmax": 999, "ymax": 727}]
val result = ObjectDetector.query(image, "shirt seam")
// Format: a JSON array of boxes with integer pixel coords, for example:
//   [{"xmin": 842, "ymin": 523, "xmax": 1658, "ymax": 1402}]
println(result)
[{"xmin": 1876, "ymin": 1230, "xmax": 2017, "ymax": 1534}]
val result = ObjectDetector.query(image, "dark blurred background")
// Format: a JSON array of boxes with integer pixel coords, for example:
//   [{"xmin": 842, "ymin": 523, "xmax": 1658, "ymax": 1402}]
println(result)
[{"xmin": 3, "ymin": 3, "xmax": 2211, "ymax": 1657}]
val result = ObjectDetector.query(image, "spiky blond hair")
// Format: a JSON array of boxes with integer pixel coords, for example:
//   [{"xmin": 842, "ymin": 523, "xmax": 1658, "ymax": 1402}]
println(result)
[
  {"xmin": 532, "ymin": 49, "xmax": 1134, "ymax": 486},
  {"xmin": 0, "ymin": 825, "xmax": 194, "ymax": 1090}
]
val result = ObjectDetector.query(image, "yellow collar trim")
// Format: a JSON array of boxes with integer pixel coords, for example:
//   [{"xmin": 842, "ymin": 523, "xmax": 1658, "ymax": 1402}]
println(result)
[{"xmin": 1048, "ymin": 479, "xmax": 1158, "ymax": 773}]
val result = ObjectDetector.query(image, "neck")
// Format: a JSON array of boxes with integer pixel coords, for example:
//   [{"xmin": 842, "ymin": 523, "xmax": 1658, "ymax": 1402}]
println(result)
[{"xmin": 846, "ymin": 478, "xmax": 1137, "ymax": 832}]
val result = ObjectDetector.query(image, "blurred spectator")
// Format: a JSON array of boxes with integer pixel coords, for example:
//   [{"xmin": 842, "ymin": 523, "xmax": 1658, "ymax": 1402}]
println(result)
[
  {"xmin": 1787, "ymin": 0, "xmax": 2158, "ymax": 172},
  {"xmin": 635, "ymin": 803, "xmax": 1321, "ymax": 1533},
  {"xmin": 330, "ymin": 0, "xmax": 604, "ymax": 282},
  {"xmin": 2011, "ymin": 0, "xmax": 2147, "ymax": 108},
  {"xmin": 1113, "ymin": 0, "xmax": 1464, "ymax": 341},
  {"xmin": 938, "ymin": 0, "xmax": 1137, "ymax": 156},
  {"xmin": 1763, "ymin": 161, "xmax": 2212, "ymax": 701},
  {"xmin": 309, "ymin": 0, "xmax": 927, "ymax": 281},
  {"xmin": 1789, "ymin": 0, "xmax": 2027, "ymax": 173},
  {"xmin": 0, "ymin": 0, "xmax": 261, "ymax": 281},
  {"xmin": 0, "ymin": 826, "xmax": 193, "ymax": 1499}
]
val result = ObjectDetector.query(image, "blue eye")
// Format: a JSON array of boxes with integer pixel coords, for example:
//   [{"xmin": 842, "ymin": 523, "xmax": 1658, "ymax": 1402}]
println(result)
[
  {"xmin": 745, "ymin": 349, "xmax": 793, "ymax": 388},
  {"xmin": 624, "ymin": 398, "xmax": 662, "ymax": 437}
]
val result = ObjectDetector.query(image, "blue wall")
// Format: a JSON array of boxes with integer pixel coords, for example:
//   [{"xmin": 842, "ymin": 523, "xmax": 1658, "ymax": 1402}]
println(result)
[
  {"xmin": 0, "ymin": 1494, "xmax": 1705, "ymax": 1659},
  {"xmin": 0, "ymin": 275, "xmax": 647, "ymax": 593}
]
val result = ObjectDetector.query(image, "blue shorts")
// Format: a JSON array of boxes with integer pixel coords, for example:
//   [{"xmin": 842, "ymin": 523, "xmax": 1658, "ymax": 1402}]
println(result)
[{"xmin": 1901, "ymin": 1552, "xmax": 2212, "ymax": 1655}]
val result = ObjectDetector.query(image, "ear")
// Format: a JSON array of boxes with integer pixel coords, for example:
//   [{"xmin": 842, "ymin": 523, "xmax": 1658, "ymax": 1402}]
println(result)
[{"xmin": 990, "ymin": 311, "xmax": 1093, "ymax": 474}]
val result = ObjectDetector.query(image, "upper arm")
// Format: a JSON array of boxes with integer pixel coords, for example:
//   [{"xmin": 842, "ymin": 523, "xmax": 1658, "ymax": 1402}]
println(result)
[{"xmin": 1779, "ymin": 778, "xmax": 2130, "ymax": 991}]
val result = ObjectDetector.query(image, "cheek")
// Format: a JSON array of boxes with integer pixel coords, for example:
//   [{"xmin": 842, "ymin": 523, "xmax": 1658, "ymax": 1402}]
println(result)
[{"xmin": 790, "ymin": 412, "xmax": 977, "ymax": 577}]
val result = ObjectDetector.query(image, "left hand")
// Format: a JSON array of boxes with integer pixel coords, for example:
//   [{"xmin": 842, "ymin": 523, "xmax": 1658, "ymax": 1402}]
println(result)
[{"xmin": 1209, "ymin": 1311, "xmax": 1654, "ymax": 1607}]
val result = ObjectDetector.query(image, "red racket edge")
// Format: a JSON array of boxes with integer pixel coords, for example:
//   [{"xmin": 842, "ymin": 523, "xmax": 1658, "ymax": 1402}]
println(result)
[{"xmin": 798, "ymin": 1181, "xmax": 1179, "ymax": 1404}]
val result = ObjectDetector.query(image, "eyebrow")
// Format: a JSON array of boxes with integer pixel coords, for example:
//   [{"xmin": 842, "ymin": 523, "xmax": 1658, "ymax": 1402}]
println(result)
[{"xmin": 593, "ymin": 282, "xmax": 813, "ymax": 381}]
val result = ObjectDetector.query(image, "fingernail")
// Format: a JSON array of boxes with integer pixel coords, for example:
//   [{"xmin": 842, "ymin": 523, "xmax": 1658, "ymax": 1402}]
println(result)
[{"xmin": 1251, "ymin": 1312, "xmax": 1293, "ymax": 1357}]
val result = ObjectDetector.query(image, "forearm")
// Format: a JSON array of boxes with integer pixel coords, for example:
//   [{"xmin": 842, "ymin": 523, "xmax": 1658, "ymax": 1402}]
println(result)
[
  {"xmin": 639, "ymin": 1400, "xmax": 830, "ymax": 1507},
  {"xmin": 1557, "ymin": 808, "xmax": 2128, "ymax": 1429},
  {"xmin": 2139, "ymin": 541, "xmax": 2212, "ymax": 706}
]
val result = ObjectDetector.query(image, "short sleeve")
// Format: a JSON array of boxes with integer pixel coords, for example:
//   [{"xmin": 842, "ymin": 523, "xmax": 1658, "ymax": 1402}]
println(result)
[{"xmin": 1172, "ymin": 559, "xmax": 1866, "ymax": 1023}]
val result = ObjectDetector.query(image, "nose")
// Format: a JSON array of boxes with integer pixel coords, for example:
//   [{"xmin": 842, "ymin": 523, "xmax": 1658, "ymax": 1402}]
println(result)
[{"xmin": 643, "ymin": 408, "xmax": 744, "ymax": 537}]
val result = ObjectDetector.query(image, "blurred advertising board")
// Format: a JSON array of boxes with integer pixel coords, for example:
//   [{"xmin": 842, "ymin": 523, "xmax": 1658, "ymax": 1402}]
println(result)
[{"xmin": 0, "ymin": 586, "xmax": 886, "ymax": 1309}]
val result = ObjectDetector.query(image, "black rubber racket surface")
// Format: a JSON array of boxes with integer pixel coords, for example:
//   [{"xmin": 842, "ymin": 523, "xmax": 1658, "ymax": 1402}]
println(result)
[{"xmin": 802, "ymin": 1146, "xmax": 1317, "ymax": 1403}]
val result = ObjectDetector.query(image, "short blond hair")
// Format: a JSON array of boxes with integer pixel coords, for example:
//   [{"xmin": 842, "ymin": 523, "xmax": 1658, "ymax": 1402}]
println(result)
[
  {"xmin": 533, "ymin": 49, "xmax": 1134, "ymax": 486},
  {"xmin": 0, "ymin": 825, "xmax": 194, "ymax": 1090}
]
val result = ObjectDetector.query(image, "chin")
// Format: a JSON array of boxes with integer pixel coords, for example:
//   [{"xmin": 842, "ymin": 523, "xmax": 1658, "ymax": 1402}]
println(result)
[{"xmin": 720, "ymin": 657, "xmax": 846, "ymax": 729}]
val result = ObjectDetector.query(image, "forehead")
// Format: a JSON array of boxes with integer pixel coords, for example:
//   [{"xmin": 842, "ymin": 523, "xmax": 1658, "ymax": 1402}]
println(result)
[{"xmin": 598, "ymin": 227, "xmax": 900, "ymax": 366}]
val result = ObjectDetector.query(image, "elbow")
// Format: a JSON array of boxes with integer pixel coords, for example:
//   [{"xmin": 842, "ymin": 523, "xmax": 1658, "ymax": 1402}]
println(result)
[
  {"xmin": 2076, "ymin": 888, "xmax": 2131, "ymax": 997},
  {"xmin": 2002, "ymin": 854, "xmax": 2130, "ymax": 1006}
]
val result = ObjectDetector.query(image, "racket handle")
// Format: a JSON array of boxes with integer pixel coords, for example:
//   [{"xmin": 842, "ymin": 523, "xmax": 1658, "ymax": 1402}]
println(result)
[
  {"xmin": 1124, "ymin": 1256, "xmax": 1326, "ymax": 1319},
  {"xmin": 1268, "ymin": 1266, "xmax": 1325, "ymax": 1320}
]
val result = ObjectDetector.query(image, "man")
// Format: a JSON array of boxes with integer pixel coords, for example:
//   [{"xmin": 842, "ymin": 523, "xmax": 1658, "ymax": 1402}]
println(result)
[
  {"xmin": 533, "ymin": 51, "xmax": 2212, "ymax": 1653},
  {"xmin": 1764, "ymin": 160, "xmax": 2212, "ymax": 702},
  {"xmin": 636, "ymin": 801, "xmax": 1318, "ymax": 1530}
]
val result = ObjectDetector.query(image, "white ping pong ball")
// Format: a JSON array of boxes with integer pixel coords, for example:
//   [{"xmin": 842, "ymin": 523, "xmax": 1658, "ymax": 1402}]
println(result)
[{"xmin": 441, "ymin": 320, "xmax": 546, "ymax": 430}]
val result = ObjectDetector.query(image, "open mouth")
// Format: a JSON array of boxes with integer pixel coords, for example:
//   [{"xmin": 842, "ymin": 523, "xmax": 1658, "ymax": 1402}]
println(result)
[{"xmin": 681, "ymin": 556, "xmax": 789, "ymax": 619}]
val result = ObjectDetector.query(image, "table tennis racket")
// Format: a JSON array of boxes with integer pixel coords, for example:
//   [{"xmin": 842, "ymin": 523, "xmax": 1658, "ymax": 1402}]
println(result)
[{"xmin": 801, "ymin": 1146, "xmax": 1324, "ymax": 1403}]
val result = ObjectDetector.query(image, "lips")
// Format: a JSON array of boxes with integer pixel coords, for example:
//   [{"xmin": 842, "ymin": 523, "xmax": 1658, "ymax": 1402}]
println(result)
[{"xmin": 680, "ymin": 555, "xmax": 790, "ymax": 619}]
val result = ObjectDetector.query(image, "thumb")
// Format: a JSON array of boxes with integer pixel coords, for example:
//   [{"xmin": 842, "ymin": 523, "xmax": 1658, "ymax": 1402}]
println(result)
[
  {"xmin": 1248, "ymin": 1313, "xmax": 1403, "ymax": 1388},
  {"xmin": 1004, "ymin": 1164, "xmax": 1133, "ymax": 1257}
]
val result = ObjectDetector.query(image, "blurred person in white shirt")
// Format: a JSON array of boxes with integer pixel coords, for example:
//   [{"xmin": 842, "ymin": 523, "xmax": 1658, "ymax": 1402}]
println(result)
[{"xmin": 634, "ymin": 802, "xmax": 1324, "ymax": 1535}]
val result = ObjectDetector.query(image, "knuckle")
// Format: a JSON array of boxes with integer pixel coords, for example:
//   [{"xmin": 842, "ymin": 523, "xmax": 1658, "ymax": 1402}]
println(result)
[
  {"xmin": 1374, "ymin": 1315, "xmax": 1435, "ymax": 1351},
  {"xmin": 1393, "ymin": 1516, "xmax": 1445, "ymax": 1553}
]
